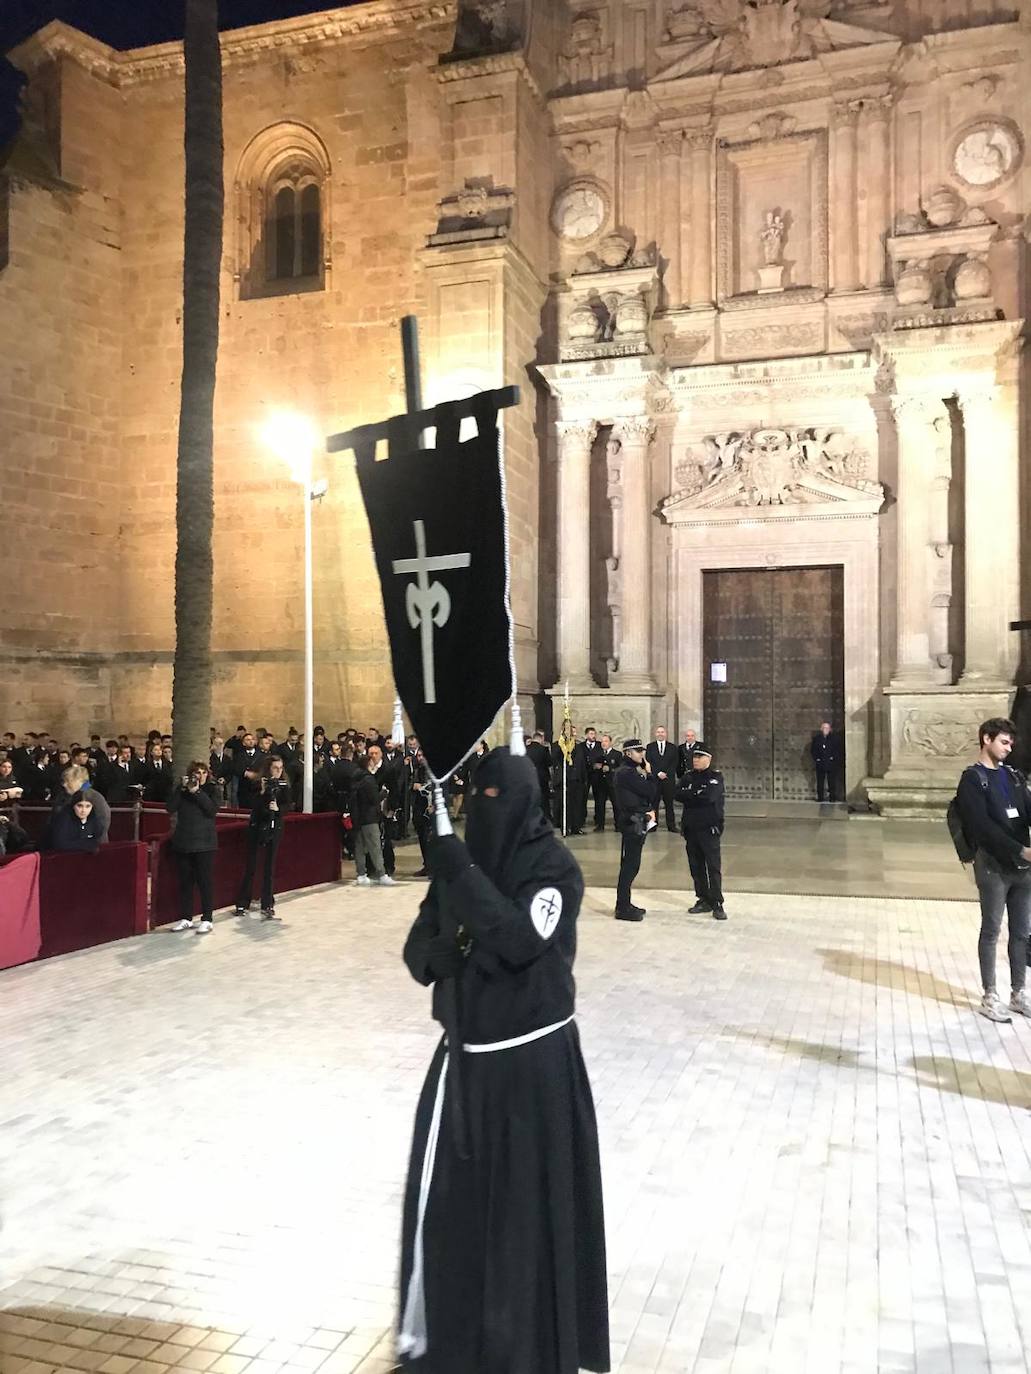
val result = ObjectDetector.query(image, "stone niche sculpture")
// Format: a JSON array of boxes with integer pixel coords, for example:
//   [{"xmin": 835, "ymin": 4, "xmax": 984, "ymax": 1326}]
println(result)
[
  {"xmin": 559, "ymin": 11, "xmax": 612, "ymax": 86},
  {"xmin": 757, "ymin": 210, "xmax": 787, "ymax": 292}
]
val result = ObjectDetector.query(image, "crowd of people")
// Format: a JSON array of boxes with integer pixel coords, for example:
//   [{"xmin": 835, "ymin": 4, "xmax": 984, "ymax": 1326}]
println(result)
[{"xmin": 0, "ymin": 717, "xmax": 844, "ymax": 928}]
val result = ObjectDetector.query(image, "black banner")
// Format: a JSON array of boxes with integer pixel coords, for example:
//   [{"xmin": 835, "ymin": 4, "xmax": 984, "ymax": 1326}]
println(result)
[{"xmin": 353, "ymin": 394, "xmax": 513, "ymax": 781}]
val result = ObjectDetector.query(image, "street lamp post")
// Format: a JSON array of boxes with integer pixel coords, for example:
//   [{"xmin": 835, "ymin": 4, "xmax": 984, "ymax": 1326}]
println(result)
[{"xmin": 262, "ymin": 413, "xmax": 326, "ymax": 813}]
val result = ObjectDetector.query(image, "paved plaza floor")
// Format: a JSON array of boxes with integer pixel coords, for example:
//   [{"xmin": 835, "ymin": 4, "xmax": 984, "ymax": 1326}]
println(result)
[{"xmin": 3, "ymin": 873, "xmax": 1031, "ymax": 1374}]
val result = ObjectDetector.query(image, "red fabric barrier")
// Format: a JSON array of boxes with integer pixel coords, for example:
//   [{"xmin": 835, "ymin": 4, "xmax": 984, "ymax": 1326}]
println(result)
[
  {"xmin": 36, "ymin": 842, "xmax": 149, "ymax": 959},
  {"xmin": 150, "ymin": 811, "xmax": 342, "ymax": 926},
  {"xmin": 0, "ymin": 853, "xmax": 42, "ymax": 970}
]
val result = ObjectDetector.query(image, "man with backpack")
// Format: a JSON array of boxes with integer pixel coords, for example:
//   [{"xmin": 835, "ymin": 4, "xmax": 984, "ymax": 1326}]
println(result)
[{"xmin": 955, "ymin": 717, "xmax": 1031, "ymax": 1023}]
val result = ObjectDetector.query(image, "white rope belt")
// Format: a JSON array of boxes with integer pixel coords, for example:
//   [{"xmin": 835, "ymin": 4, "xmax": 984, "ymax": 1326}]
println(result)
[
  {"xmin": 462, "ymin": 1014, "xmax": 574, "ymax": 1054},
  {"xmin": 397, "ymin": 1013, "xmax": 574, "ymax": 1360}
]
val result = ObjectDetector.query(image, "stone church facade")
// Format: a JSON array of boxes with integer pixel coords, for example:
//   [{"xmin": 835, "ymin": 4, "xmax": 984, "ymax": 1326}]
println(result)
[{"xmin": 1, "ymin": 0, "xmax": 1028, "ymax": 809}]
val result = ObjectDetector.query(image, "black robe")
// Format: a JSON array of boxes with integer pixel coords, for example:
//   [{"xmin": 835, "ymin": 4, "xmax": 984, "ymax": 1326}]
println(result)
[{"xmin": 399, "ymin": 750, "xmax": 609, "ymax": 1374}]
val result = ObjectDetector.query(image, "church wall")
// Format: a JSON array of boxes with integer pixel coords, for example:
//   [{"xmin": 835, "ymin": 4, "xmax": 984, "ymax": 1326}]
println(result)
[
  {"xmin": 107, "ymin": 14, "xmax": 453, "ymax": 735},
  {"xmin": 0, "ymin": 54, "xmax": 125, "ymax": 736}
]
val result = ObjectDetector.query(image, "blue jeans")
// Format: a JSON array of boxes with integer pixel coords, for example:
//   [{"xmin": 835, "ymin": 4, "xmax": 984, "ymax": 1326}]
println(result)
[{"xmin": 973, "ymin": 851, "xmax": 1031, "ymax": 993}]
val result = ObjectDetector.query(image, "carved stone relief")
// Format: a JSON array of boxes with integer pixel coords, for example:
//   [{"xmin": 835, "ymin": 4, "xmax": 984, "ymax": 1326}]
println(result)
[
  {"xmin": 666, "ymin": 426, "xmax": 881, "ymax": 510},
  {"xmin": 901, "ymin": 713, "xmax": 972, "ymax": 758},
  {"xmin": 655, "ymin": 0, "xmax": 893, "ymax": 79},
  {"xmin": 559, "ymin": 11, "xmax": 612, "ymax": 86}
]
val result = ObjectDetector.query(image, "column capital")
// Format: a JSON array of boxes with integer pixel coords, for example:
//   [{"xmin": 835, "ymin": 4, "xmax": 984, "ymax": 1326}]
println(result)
[
  {"xmin": 656, "ymin": 128, "xmax": 683, "ymax": 158},
  {"xmin": 684, "ymin": 126, "xmax": 714, "ymax": 153},
  {"xmin": 890, "ymin": 393, "xmax": 948, "ymax": 427},
  {"xmin": 831, "ymin": 100, "xmax": 862, "ymax": 129},
  {"xmin": 611, "ymin": 416, "xmax": 656, "ymax": 449},
  {"xmin": 555, "ymin": 418, "xmax": 598, "ymax": 451}
]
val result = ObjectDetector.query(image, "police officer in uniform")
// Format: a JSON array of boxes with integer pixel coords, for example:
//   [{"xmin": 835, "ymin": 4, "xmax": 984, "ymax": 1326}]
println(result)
[
  {"xmin": 675, "ymin": 742, "xmax": 726, "ymax": 920},
  {"xmin": 613, "ymin": 739, "xmax": 657, "ymax": 921}
]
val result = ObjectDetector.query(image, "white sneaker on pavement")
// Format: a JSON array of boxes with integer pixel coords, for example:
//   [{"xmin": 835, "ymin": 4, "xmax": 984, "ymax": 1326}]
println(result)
[
  {"xmin": 378, "ymin": 874, "xmax": 398, "ymax": 886},
  {"xmin": 197, "ymin": 920, "xmax": 213, "ymax": 934},
  {"xmin": 979, "ymin": 990, "xmax": 1012, "ymax": 1023},
  {"xmin": 1009, "ymin": 989, "xmax": 1031, "ymax": 1017},
  {"xmin": 171, "ymin": 919, "xmax": 195, "ymax": 932},
  {"xmin": 354, "ymin": 875, "xmax": 372, "ymax": 886}
]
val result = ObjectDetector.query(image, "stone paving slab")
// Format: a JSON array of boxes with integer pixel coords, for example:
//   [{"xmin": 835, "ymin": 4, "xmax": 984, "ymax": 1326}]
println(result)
[{"xmin": 2, "ymin": 881, "xmax": 1030, "ymax": 1373}]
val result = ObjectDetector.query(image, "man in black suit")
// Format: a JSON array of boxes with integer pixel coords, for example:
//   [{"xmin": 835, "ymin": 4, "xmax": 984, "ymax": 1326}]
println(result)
[
  {"xmin": 810, "ymin": 721, "xmax": 841, "ymax": 801},
  {"xmin": 102, "ymin": 744, "xmax": 143, "ymax": 804},
  {"xmin": 141, "ymin": 741, "xmax": 174, "ymax": 803},
  {"xmin": 613, "ymin": 739, "xmax": 657, "ymax": 921},
  {"xmin": 526, "ymin": 730, "xmax": 552, "ymax": 822},
  {"xmin": 600, "ymin": 733, "xmax": 623, "ymax": 830},
  {"xmin": 645, "ymin": 726, "xmax": 678, "ymax": 832},
  {"xmin": 581, "ymin": 727, "xmax": 608, "ymax": 832},
  {"xmin": 234, "ymin": 733, "xmax": 263, "ymax": 810},
  {"xmin": 275, "ymin": 726, "xmax": 303, "ymax": 806}
]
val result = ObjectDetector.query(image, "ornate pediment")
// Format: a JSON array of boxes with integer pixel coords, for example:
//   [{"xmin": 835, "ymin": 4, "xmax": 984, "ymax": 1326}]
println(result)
[
  {"xmin": 656, "ymin": 0, "xmax": 894, "ymax": 79},
  {"xmin": 661, "ymin": 426, "xmax": 884, "ymax": 521}
]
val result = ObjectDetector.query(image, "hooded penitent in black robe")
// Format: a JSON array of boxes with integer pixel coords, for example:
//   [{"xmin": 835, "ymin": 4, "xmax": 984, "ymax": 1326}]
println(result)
[{"xmin": 398, "ymin": 749, "xmax": 609, "ymax": 1374}]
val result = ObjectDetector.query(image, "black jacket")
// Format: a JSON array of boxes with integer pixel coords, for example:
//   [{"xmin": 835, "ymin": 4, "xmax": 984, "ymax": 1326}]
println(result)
[
  {"xmin": 100, "ymin": 759, "xmax": 142, "ymax": 804},
  {"xmin": 676, "ymin": 768, "xmax": 726, "ymax": 834},
  {"xmin": 811, "ymin": 733, "xmax": 840, "ymax": 768},
  {"xmin": 248, "ymin": 776, "xmax": 292, "ymax": 839},
  {"xmin": 234, "ymin": 749, "xmax": 263, "ymax": 809},
  {"xmin": 957, "ymin": 763, "xmax": 1031, "ymax": 871},
  {"xmin": 167, "ymin": 781, "xmax": 220, "ymax": 852},
  {"xmin": 601, "ymin": 747, "xmax": 623, "ymax": 777},
  {"xmin": 525, "ymin": 740, "xmax": 551, "ymax": 799},
  {"xmin": 613, "ymin": 761, "xmax": 657, "ymax": 833},
  {"xmin": 43, "ymin": 803, "xmax": 102, "ymax": 853},
  {"xmin": 142, "ymin": 759, "xmax": 174, "ymax": 803},
  {"xmin": 581, "ymin": 740, "xmax": 606, "ymax": 777},
  {"xmin": 351, "ymin": 771, "xmax": 383, "ymax": 827},
  {"xmin": 645, "ymin": 740, "xmax": 676, "ymax": 779}
]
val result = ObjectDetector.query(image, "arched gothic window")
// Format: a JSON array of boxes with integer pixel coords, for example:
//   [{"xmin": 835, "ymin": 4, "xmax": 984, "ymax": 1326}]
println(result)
[{"xmin": 236, "ymin": 123, "xmax": 331, "ymax": 299}]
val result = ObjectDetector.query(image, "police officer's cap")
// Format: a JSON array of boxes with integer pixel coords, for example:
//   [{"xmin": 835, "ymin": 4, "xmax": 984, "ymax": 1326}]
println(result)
[
  {"xmin": 623, "ymin": 738, "xmax": 644, "ymax": 751},
  {"xmin": 693, "ymin": 741, "xmax": 713, "ymax": 758}
]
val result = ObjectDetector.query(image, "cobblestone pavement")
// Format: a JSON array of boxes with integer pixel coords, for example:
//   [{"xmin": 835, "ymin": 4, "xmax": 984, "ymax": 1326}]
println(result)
[{"xmin": 2, "ymin": 881, "xmax": 1031, "ymax": 1374}]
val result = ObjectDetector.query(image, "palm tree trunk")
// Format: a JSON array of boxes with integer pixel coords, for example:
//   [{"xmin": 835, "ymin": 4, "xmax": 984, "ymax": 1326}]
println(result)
[{"xmin": 172, "ymin": 0, "xmax": 223, "ymax": 769}]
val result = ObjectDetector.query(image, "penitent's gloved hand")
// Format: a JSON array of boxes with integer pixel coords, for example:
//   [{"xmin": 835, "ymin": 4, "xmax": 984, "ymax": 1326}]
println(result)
[
  {"xmin": 426, "ymin": 833, "xmax": 472, "ymax": 882},
  {"xmin": 425, "ymin": 934, "xmax": 465, "ymax": 981}
]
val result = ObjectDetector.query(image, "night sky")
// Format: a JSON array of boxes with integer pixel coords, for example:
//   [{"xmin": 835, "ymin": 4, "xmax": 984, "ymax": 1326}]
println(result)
[{"xmin": 0, "ymin": 2, "xmax": 362, "ymax": 145}]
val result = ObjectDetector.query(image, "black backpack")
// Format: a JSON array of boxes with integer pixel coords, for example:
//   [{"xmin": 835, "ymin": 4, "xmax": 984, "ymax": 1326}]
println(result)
[{"xmin": 946, "ymin": 765, "xmax": 986, "ymax": 865}]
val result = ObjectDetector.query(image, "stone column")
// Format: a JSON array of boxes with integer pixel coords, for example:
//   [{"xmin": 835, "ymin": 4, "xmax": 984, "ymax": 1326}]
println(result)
[
  {"xmin": 831, "ymin": 101, "xmax": 860, "ymax": 293},
  {"xmin": 686, "ymin": 129, "xmax": 713, "ymax": 307},
  {"xmin": 658, "ymin": 129, "xmax": 683, "ymax": 307},
  {"xmin": 958, "ymin": 381, "xmax": 1021, "ymax": 685},
  {"xmin": 861, "ymin": 95, "xmax": 892, "ymax": 289},
  {"xmin": 555, "ymin": 419, "xmax": 598, "ymax": 690},
  {"xmin": 890, "ymin": 394, "xmax": 947, "ymax": 685},
  {"xmin": 609, "ymin": 417, "xmax": 658, "ymax": 690}
]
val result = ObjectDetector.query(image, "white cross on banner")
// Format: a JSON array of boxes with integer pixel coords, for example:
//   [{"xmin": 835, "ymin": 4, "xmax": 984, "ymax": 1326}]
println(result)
[{"xmin": 391, "ymin": 519, "xmax": 471, "ymax": 705}]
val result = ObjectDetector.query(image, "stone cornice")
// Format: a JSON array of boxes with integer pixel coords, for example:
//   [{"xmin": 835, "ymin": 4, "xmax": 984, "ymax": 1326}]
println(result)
[
  {"xmin": 8, "ymin": 3, "xmax": 452, "ymax": 86},
  {"xmin": 435, "ymin": 49, "xmax": 544, "ymax": 103}
]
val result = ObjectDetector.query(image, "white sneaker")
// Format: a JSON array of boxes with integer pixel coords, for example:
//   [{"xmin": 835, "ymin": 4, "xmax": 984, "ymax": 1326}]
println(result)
[
  {"xmin": 354, "ymin": 875, "xmax": 372, "ymax": 886},
  {"xmin": 1009, "ymin": 989, "xmax": 1031, "ymax": 1017},
  {"xmin": 378, "ymin": 874, "xmax": 398, "ymax": 886},
  {"xmin": 171, "ymin": 919, "xmax": 195, "ymax": 932},
  {"xmin": 197, "ymin": 920, "xmax": 213, "ymax": 934},
  {"xmin": 979, "ymin": 990, "xmax": 1012, "ymax": 1023}
]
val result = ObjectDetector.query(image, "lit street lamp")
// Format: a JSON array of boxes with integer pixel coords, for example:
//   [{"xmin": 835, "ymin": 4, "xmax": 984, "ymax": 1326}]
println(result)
[{"xmin": 262, "ymin": 412, "xmax": 326, "ymax": 813}]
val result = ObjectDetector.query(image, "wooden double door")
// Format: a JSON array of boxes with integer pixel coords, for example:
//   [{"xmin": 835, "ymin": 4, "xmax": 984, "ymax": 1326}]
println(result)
[{"xmin": 702, "ymin": 566, "xmax": 845, "ymax": 800}]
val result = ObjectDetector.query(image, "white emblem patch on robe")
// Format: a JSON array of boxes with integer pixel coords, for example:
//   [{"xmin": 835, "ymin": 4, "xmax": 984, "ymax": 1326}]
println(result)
[{"xmin": 530, "ymin": 887, "xmax": 563, "ymax": 940}]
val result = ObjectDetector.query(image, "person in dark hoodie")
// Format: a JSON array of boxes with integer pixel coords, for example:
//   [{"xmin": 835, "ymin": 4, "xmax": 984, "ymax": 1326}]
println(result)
[
  {"xmin": 397, "ymin": 747, "xmax": 609, "ymax": 1374},
  {"xmin": 44, "ymin": 794, "xmax": 102, "ymax": 853},
  {"xmin": 168, "ymin": 761, "xmax": 220, "ymax": 934}
]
